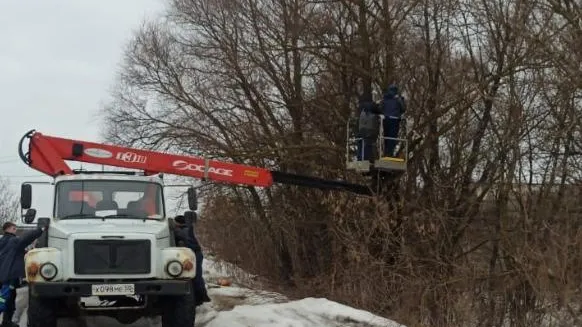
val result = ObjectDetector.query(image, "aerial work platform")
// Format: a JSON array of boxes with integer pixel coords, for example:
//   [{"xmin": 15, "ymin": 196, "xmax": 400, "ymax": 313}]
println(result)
[{"xmin": 345, "ymin": 116, "xmax": 408, "ymax": 174}]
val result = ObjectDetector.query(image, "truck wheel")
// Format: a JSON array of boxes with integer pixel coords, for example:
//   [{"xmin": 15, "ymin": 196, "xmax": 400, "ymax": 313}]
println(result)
[
  {"xmin": 27, "ymin": 294, "xmax": 57, "ymax": 327},
  {"xmin": 161, "ymin": 293, "xmax": 195, "ymax": 327}
]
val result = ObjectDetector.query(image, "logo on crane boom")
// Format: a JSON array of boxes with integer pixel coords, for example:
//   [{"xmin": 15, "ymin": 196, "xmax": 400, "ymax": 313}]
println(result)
[
  {"xmin": 172, "ymin": 160, "xmax": 233, "ymax": 177},
  {"xmin": 116, "ymin": 151, "xmax": 147, "ymax": 164}
]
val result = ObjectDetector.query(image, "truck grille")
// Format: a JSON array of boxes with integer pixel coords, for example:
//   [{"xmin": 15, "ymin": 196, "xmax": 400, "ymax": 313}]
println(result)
[{"xmin": 74, "ymin": 239, "xmax": 151, "ymax": 274}]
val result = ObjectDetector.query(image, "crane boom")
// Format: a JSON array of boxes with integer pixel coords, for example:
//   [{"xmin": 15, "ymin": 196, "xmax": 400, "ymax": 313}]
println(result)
[{"xmin": 18, "ymin": 130, "xmax": 372, "ymax": 195}]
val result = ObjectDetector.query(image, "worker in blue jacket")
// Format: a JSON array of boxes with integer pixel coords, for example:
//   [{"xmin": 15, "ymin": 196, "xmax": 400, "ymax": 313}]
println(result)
[
  {"xmin": 381, "ymin": 84, "xmax": 406, "ymax": 157},
  {"xmin": 0, "ymin": 222, "xmax": 44, "ymax": 327},
  {"xmin": 174, "ymin": 215, "xmax": 211, "ymax": 306}
]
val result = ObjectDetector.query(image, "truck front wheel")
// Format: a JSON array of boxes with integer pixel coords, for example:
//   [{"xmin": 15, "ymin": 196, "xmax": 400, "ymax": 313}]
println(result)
[
  {"xmin": 27, "ymin": 293, "xmax": 57, "ymax": 327},
  {"xmin": 161, "ymin": 293, "xmax": 195, "ymax": 327}
]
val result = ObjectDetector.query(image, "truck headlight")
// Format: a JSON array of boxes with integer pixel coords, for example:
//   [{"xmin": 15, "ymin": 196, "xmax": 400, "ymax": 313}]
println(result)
[
  {"xmin": 25, "ymin": 248, "xmax": 62, "ymax": 282},
  {"xmin": 161, "ymin": 247, "xmax": 196, "ymax": 279},
  {"xmin": 39, "ymin": 263, "xmax": 58, "ymax": 280},
  {"xmin": 165, "ymin": 260, "xmax": 183, "ymax": 277}
]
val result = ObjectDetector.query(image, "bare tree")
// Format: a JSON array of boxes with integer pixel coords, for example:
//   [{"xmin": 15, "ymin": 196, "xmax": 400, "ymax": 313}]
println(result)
[
  {"xmin": 0, "ymin": 177, "xmax": 19, "ymax": 225},
  {"xmin": 101, "ymin": 0, "xmax": 582, "ymax": 325}
]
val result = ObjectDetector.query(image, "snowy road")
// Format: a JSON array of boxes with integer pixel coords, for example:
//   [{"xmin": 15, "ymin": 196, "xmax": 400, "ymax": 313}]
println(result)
[{"xmin": 6, "ymin": 257, "xmax": 404, "ymax": 327}]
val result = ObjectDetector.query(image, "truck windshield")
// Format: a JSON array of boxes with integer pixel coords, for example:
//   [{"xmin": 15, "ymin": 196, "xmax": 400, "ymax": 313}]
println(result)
[{"xmin": 54, "ymin": 180, "xmax": 165, "ymax": 220}]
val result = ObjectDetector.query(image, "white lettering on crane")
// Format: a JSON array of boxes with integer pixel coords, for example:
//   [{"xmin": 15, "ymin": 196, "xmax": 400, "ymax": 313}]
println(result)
[
  {"xmin": 172, "ymin": 160, "xmax": 233, "ymax": 177},
  {"xmin": 116, "ymin": 152, "xmax": 147, "ymax": 164}
]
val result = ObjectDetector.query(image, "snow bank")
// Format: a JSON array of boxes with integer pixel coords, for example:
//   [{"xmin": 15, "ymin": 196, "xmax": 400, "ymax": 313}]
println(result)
[
  {"xmin": 202, "ymin": 255, "xmax": 260, "ymax": 288},
  {"xmin": 198, "ymin": 255, "xmax": 406, "ymax": 327},
  {"xmin": 204, "ymin": 297, "xmax": 405, "ymax": 327}
]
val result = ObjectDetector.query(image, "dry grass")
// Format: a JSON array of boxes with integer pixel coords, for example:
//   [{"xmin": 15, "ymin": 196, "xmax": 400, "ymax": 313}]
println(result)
[{"xmin": 196, "ymin": 187, "xmax": 582, "ymax": 327}]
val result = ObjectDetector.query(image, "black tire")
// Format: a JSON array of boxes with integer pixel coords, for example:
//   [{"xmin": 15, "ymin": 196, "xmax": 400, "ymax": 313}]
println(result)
[
  {"xmin": 27, "ymin": 292, "xmax": 57, "ymax": 327},
  {"xmin": 161, "ymin": 293, "xmax": 195, "ymax": 327}
]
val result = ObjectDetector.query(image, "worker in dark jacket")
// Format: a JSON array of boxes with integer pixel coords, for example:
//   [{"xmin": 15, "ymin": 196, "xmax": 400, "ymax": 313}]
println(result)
[
  {"xmin": 0, "ymin": 222, "xmax": 44, "ymax": 327},
  {"xmin": 357, "ymin": 94, "xmax": 382, "ymax": 161},
  {"xmin": 381, "ymin": 84, "xmax": 406, "ymax": 157},
  {"xmin": 174, "ymin": 215, "xmax": 211, "ymax": 306}
]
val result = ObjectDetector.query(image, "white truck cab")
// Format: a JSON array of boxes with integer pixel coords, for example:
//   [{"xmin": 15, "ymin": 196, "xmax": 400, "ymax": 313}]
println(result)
[{"xmin": 20, "ymin": 171, "xmax": 198, "ymax": 327}]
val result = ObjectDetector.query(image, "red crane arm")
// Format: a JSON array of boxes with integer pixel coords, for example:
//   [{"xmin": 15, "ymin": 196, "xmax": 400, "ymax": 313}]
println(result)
[
  {"xmin": 18, "ymin": 130, "xmax": 273, "ymax": 188},
  {"xmin": 18, "ymin": 130, "xmax": 373, "ymax": 195}
]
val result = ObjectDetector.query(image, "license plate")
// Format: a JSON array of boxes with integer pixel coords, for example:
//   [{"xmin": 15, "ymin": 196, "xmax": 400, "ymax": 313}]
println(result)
[{"xmin": 91, "ymin": 283, "xmax": 135, "ymax": 296}]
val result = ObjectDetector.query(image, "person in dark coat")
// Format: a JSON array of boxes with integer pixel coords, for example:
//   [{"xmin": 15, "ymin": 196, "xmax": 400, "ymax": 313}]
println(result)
[
  {"xmin": 357, "ymin": 94, "xmax": 382, "ymax": 161},
  {"xmin": 173, "ymin": 215, "xmax": 211, "ymax": 306},
  {"xmin": 0, "ymin": 222, "xmax": 44, "ymax": 327},
  {"xmin": 381, "ymin": 84, "xmax": 406, "ymax": 157}
]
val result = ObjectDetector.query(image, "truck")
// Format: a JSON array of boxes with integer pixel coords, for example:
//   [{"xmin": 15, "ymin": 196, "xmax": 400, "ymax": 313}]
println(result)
[
  {"xmin": 16, "ymin": 129, "xmax": 373, "ymax": 327},
  {"xmin": 21, "ymin": 173, "xmax": 199, "ymax": 326}
]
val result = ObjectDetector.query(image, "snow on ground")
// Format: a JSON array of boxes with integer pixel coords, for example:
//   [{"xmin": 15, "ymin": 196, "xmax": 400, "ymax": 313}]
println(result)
[
  {"xmin": 197, "ymin": 254, "xmax": 405, "ymax": 327},
  {"xmin": 202, "ymin": 297, "xmax": 403, "ymax": 327}
]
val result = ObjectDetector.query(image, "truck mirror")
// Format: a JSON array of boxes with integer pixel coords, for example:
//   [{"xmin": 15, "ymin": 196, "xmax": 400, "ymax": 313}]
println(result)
[
  {"xmin": 21, "ymin": 183, "xmax": 32, "ymax": 209},
  {"xmin": 184, "ymin": 210, "xmax": 197, "ymax": 224},
  {"xmin": 23, "ymin": 208, "xmax": 37, "ymax": 224},
  {"xmin": 187, "ymin": 187, "xmax": 197, "ymax": 211}
]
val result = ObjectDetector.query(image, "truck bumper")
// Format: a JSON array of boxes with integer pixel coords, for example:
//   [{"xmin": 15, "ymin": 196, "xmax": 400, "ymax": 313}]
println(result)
[{"xmin": 29, "ymin": 279, "xmax": 192, "ymax": 297}]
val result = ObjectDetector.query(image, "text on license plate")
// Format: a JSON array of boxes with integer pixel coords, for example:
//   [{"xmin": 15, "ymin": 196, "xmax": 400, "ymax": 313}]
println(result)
[{"xmin": 91, "ymin": 284, "xmax": 135, "ymax": 296}]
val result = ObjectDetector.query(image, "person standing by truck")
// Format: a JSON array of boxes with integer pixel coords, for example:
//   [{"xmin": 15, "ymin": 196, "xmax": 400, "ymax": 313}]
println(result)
[
  {"xmin": 174, "ymin": 215, "xmax": 211, "ymax": 306},
  {"xmin": 0, "ymin": 222, "xmax": 44, "ymax": 327}
]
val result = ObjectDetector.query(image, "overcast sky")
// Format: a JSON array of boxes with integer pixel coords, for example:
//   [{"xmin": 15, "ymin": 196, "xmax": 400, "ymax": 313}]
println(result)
[{"xmin": 0, "ymin": 0, "xmax": 193, "ymax": 219}]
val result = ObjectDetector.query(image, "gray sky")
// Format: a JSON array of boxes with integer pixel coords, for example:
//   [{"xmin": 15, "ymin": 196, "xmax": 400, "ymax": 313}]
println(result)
[{"xmin": 0, "ymin": 0, "xmax": 191, "ymax": 219}]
